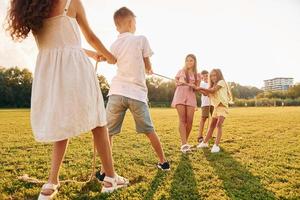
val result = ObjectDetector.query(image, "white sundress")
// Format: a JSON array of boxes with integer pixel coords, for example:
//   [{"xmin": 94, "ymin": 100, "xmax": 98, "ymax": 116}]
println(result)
[{"xmin": 31, "ymin": 0, "xmax": 106, "ymax": 142}]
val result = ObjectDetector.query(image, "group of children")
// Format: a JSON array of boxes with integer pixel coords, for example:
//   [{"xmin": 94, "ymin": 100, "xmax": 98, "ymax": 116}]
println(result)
[
  {"xmin": 7, "ymin": 0, "xmax": 231, "ymax": 198},
  {"xmin": 172, "ymin": 56, "xmax": 232, "ymax": 154}
]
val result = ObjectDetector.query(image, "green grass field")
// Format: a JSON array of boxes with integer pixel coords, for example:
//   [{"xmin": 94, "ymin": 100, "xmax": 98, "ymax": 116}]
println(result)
[{"xmin": 0, "ymin": 107, "xmax": 300, "ymax": 200}]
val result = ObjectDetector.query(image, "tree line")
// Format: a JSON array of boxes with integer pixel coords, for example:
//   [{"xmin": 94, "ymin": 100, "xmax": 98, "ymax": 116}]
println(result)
[{"xmin": 1, "ymin": 67, "xmax": 299, "ymax": 108}]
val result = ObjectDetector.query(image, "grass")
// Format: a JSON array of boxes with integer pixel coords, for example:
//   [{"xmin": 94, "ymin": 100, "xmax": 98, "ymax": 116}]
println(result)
[{"xmin": 0, "ymin": 107, "xmax": 300, "ymax": 200}]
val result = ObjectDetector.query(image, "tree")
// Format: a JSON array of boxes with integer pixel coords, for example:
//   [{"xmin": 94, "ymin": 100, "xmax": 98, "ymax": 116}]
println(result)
[
  {"xmin": 287, "ymin": 84, "xmax": 300, "ymax": 99},
  {"xmin": 0, "ymin": 67, "xmax": 33, "ymax": 107},
  {"xmin": 229, "ymin": 82, "xmax": 263, "ymax": 99},
  {"xmin": 97, "ymin": 75, "xmax": 110, "ymax": 102}
]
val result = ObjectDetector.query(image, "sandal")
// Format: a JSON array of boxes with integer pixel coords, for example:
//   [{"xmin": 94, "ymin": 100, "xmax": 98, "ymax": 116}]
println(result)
[
  {"xmin": 115, "ymin": 173, "xmax": 129, "ymax": 185},
  {"xmin": 38, "ymin": 183, "xmax": 60, "ymax": 200},
  {"xmin": 101, "ymin": 175, "xmax": 128, "ymax": 193},
  {"xmin": 96, "ymin": 171, "xmax": 129, "ymax": 185},
  {"xmin": 180, "ymin": 144, "xmax": 192, "ymax": 153}
]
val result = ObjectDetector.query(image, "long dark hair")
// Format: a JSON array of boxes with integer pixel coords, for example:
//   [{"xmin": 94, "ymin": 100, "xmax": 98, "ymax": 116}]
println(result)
[
  {"xmin": 184, "ymin": 54, "xmax": 198, "ymax": 84},
  {"xmin": 6, "ymin": 0, "xmax": 58, "ymax": 41}
]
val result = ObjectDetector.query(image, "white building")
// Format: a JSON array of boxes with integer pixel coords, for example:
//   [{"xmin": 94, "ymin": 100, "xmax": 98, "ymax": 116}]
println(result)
[{"xmin": 264, "ymin": 77, "xmax": 294, "ymax": 91}]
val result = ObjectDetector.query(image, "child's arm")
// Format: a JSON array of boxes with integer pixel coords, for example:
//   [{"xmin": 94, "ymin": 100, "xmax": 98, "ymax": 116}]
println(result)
[
  {"xmin": 83, "ymin": 49, "xmax": 106, "ymax": 62},
  {"xmin": 194, "ymin": 84, "xmax": 221, "ymax": 95},
  {"xmin": 143, "ymin": 57, "xmax": 153, "ymax": 75},
  {"xmin": 195, "ymin": 85, "xmax": 222, "ymax": 94},
  {"xmin": 75, "ymin": 0, "xmax": 116, "ymax": 64},
  {"xmin": 194, "ymin": 87, "xmax": 209, "ymax": 96}
]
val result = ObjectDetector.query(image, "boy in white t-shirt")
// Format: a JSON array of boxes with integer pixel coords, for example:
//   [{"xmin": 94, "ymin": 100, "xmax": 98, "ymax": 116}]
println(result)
[
  {"xmin": 99, "ymin": 7, "xmax": 170, "ymax": 178},
  {"xmin": 197, "ymin": 70, "xmax": 214, "ymax": 143}
]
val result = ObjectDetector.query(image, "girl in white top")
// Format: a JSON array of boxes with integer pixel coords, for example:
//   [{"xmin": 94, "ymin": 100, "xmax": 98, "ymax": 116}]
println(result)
[{"xmin": 7, "ymin": 0, "xmax": 128, "ymax": 198}]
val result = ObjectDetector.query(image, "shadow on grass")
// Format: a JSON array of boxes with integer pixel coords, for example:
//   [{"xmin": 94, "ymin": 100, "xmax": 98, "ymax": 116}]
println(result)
[
  {"xmin": 73, "ymin": 179, "xmax": 109, "ymax": 200},
  {"xmin": 169, "ymin": 154, "xmax": 201, "ymax": 200},
  {"xmin": 203, "ymin": 149, "xmax": 276, "ymax": 200},
  {"xmin": 143, "ymin": 170, "xmax": 167, "ymax": 200}
]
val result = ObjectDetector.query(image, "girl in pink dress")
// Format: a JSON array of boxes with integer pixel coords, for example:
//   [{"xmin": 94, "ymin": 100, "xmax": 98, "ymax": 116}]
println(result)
[{"xmin": 172, "ymin": 54, "xmax": 200, "ymax": 153}]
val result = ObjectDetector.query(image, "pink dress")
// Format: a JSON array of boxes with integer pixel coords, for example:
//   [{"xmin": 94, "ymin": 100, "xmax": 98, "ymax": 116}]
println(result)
[{"xmin": 171, "ymin": 70, "xmax": 201, "ymax": 108}]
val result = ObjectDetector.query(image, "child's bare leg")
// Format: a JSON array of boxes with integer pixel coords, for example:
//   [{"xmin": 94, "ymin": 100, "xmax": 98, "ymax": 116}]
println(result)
[
  {"xmin": 42, "ymin": 139, "xmax": 68, "ymax": 195},
  {"xmin": 198, "ymin": 117, "xmax": 207, "ymax": 138},
  {"xmin": 186, "ymin": 106, "xmax": 195, "ymax": 141},
  {"xmin": 176, "ymin": 105, "xmax": 187, "ymax": 145},
  {"xmin": 92, "ymin": 126, "xmax": 114, "ymax": 177},
  {"xmin": 146, "ymin": 132, "xmax": 166, "ymax": 163},
  {"xmin": 215, "ymin": 117, "xmax": 225, "ymax": 145},
  {"xmin": 204, "ymin": 118, "xmax": 218, "ymax": 143}
]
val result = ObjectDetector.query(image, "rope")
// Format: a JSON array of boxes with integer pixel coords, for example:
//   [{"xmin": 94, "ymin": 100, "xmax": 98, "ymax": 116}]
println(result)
[
  {"xmin": 18, "ymin": 145, "xmax": 96, "ymax": 184},
  {"xmin": 152, "ymin": 73, "xmax": 194, "ymax": 87},
  {"xmin": 18, "ymin": 62, "xmax": 100, "ymax": 185},
  {"xmin": 152, "ymin": 73, "xmax": 174, "ymax": 81}
]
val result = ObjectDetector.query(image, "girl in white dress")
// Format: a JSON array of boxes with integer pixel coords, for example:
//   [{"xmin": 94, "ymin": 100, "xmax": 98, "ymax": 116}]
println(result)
[{"xmin": 6, "ymin": 0, "xmax": 128, "ymax": 198}]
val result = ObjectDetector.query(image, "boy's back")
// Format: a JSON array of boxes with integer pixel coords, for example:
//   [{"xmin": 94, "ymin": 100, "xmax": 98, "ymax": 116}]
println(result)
[
  {"xmin": 109, "ymin": 33, "xmax": 153, "ymax": 103},
  {"xmin": 105, "ymin": 7, "xmax": 170, "ymax": 171}
]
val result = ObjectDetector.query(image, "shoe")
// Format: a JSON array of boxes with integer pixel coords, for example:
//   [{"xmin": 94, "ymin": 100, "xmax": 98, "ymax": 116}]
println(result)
[
  {"xmin": 157, "ymin": 161, "xmax": 170, "ymax": 171},
  {"xmin": 101, "ymin": 175, "xmax": 128, "ymax": 193},
  {"xmin": 197, "ymin": 136, "xmax": 204, "ymax": 143},
  {"xmin": 38, "ymin": 183, "xmax": 60, "ymax": 200},
  {"xmin": 197, "ymin": 141, "xmax": 209, "ymax": 148},
  {"xmin": 96, "ymin": 171, "xmax": 129, "ymax": 185},
  {"xmin": 96, "ymin": 171, "xmax": 105, "ymax": 182},
  {"xmin": 211, "ymin": 144, "xmax": 220, "ymax": 153},
  {"xmin": 180, "ymin": 144, "xmax": 192, "ymax": 153}
]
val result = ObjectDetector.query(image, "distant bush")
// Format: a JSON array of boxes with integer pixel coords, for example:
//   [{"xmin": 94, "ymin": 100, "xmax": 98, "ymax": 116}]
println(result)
[
  {"xmin": 233, "ymin": 98, "xmax": 300, "ymax": 107},
  {"xmin": 149, "ymin": 102, "xmax": 171, "ymax": 108}
]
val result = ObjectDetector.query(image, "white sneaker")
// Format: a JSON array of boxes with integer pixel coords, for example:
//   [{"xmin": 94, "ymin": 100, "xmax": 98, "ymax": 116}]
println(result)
[
  {"xmin": 197, "ymin": 142, "xmax": 209, "ymax": 148},
  {"xmin": 211, "ymin": 144, "xmax": 220, "ymax": 153}
]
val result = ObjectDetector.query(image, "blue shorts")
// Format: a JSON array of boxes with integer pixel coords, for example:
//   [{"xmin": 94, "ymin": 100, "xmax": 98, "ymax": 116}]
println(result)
[{"xmin": 106, "ymin": 95, "xmax": 155, "ymax": 135}]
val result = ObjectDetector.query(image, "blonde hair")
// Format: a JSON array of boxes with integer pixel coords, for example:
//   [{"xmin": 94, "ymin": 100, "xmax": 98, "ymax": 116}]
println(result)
[
  {"xmin": 209, "ymin": 69, "xmax": 224, "ymax": 88},
  {"xmin": 113, "ymin": 7, "xmax": 135, "ymax": 26},
  {"xmin": 209, "ymin": 68, "xmax": 234, "ymax": 103}
]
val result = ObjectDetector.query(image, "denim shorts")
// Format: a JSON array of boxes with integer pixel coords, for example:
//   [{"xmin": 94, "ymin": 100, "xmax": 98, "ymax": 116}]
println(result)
[{"xmin": 106, "ymin": 95, "xmax": 155, "ymax": 135}]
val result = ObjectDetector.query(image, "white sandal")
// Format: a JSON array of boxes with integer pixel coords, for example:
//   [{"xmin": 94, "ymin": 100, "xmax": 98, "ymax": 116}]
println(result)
[
  {"xmin": 180, "ymin": 144, "xmax": 192, "ymax": 153},
  {"xmin": 101, "ymin": 176, "xmax": 128, "ymax": 193},
  {"xmin": 115, "ymin": 173, "xmax": 129, "ymax": 185},
  {"xmin": 38, "ymin": 183, "xmax": 60, "ymax": 200}
]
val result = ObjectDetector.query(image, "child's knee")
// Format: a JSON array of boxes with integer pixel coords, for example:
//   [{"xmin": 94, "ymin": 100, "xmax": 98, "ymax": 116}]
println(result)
[
  {"xmin": 216, "ymin": 121, "xmax": 223, "ymax": 128},
  {"xmin": 201, "ymin": 117, "xmax": 207, "ymax": 122},
  {"xmin": 187, "ymin": 118, "xmax": 193, "ymax": 125},
  {"xmin": 179, "ymin": 117, "xmax": 187, "ymax": 124},
  {"xmin": 145, "ymin": 131, "xmax": 157, "ymax": 138}
]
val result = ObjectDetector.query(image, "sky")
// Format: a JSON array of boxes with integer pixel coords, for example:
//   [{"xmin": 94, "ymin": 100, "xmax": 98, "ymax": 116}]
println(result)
[{"xmin": 1, "ymin": 0, "xmax": 300, "ymax": 88}]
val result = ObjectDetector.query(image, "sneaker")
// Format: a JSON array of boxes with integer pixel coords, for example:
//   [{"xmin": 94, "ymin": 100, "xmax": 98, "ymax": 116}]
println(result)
[
  {"xmin": 211, "ymin": 144, "xmax": 220, "ymax": 153},
  {"xmin": 95, "ymin": 171, "xmax": 105, "ymax": 182},
  {"xmin": 197, "ymin": 141, "xmax": 209, "ymax": 148},
  {"xmin": 157, "ymin": 161, "xmax": 170, "ymax": 171},
  {"xmin": 197, "ymin": 136, "xmax": 204, "ymax": 143}
]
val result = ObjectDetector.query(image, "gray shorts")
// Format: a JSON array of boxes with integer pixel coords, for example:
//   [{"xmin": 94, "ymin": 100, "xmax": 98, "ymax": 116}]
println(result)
[{"xmin": 106, "ymin": 95, "xmax": 155, "ymax": 135}]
